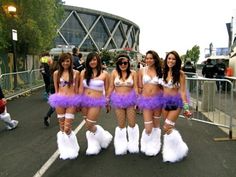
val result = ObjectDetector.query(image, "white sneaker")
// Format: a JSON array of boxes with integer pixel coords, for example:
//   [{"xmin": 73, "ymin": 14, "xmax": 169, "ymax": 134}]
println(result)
[{"xmin": 6, "ymin": 120, "xmax": 19, "ymax": 130}]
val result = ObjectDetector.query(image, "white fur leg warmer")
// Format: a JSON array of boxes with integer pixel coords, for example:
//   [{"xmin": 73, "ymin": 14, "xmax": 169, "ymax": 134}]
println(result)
[
  {"xmin": 127, "ymin": 124, "xmax": 139, "ymax": 153},
  {"xmin": 95, "ymin": 125, "xmax": 113, "ymax": 149},
  {"xmin": 162, "ymin": 129, "xmax": 188, "ymax": 163},
  {"xmin": 86, "ymin": 130, "xmax": 101, "ymax": 155},
  {"xmin": 114, "ymin": 127, "xmax": 128, "ymax": 155},
  {"xmin": 145, "ymin": 128, "xmax": 161, "ymax": 156},
  {"xmin": 57, "ymin": 131, "xmax": 79, "ymax": 160}
]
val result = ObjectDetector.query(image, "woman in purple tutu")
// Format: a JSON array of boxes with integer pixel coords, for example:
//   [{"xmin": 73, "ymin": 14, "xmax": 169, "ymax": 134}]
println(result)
[
  {"xmin": 48, "ymin": 53, "xmax": 80, "ymax": 160},
  {"xmin": 160, "ymin": 51, "xmax": 191, "ymax": 163},
  {"xmin": 107, "ymin": 54, "xmax": 139, "ymax": 155},
  {"xmin": 137, "ymin": 50, "xmax": 163, "ymax": 156},
  {"xmin": 79, "ymin": 52, "xmax": 112, "ymax": 155}
]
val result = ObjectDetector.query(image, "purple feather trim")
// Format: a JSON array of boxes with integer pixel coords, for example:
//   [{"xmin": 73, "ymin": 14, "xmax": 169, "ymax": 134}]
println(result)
[
  {"xmin": 162, "ymin": 94, "xmax": 183, "ymax": 109},
  {"xmin": 137, "ymin": 94, "xmax": 163, "ymax": 110},
  {"xmin": 110, "ymin": 90, "xmax": 137, "ymax": 108},
  {"xmin": 80, "ymin": 94, "xmax": 106, "ymax": 107},
  {"xmin": 48, "ymin": 94, "xmax": 81, "ymax": 108}
]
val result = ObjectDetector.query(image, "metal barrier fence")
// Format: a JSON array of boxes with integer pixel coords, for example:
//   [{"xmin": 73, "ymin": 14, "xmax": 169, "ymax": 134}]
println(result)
[
  {"xmin": 183, "ymin": 72, "xmax": 235, "ymax": 140},
  {"xmin": 0, "ymin": 69, "xmax": 44, "ymax": 99}
]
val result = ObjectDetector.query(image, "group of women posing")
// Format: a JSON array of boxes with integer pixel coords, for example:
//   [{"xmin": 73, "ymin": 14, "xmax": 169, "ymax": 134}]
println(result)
[{"xmin": 48, "ymin": 50, "xmax": 191, "ymax": 163}]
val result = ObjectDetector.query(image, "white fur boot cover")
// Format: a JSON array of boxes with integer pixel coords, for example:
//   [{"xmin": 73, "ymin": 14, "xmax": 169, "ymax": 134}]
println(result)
[
  {"xmin": 144, "ymin": 129, "xmax": 160, "ymax": 156},
  {"xmin": 86, "ymin": 130, "xmax": 101, "ymax": 155},
  {"xmin": 114, "ymin": 127, "xmax": 128, "ymax": 155},
  {"xmin": 57, "ymin": 131, "xmax": 67, "ymax": 160},
  {"xmin": 127, "ymin": 124, "xmax": 139, "ymax": 153},
  {"xmin": 95, "ymin": 125, "xmax": 113, "ymax": 149},
  {"xmin": 64, "ymin": 131, "xmax": 80, "ymax": 159},
  {"xmin": 162, "ymin": 129, "xmax": 188, "ymax": 163},
  {"xmin": 141, "ymin": 129, "xmax": 154, "ymax": 156}
]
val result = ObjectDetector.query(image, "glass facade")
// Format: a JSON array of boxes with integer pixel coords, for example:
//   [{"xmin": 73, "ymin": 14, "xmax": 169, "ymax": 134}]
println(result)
[{"xmin": 54, "ymin": 5, "xmax": 140, "ymax": 52}]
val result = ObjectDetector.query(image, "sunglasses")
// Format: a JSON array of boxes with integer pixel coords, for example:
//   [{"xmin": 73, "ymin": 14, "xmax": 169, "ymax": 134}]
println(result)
[{"xmin": 118, "ymin": 61, "xmax": 128, "ymax": 65}]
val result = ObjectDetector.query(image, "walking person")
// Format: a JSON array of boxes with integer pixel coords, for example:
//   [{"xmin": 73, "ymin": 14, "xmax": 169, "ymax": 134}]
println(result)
[
  {"xmin": 40, "ymin": 52, "xmax": 53, "ymax": 100},
  {"xmin": 107, "ymin": 54, "xmax": 139, "ymax": 155},
  {"xmin": 79, "ymin": 52, "xmax": 112, "ymax": 155},
  {"xmin": 48, "ymin": 53, "xmax": 80, "ymax": 160},
  {"xmin": 43, "ymin": 57, "xmax": 59, "ymax": 127},
  {"xmin": 215, "ymin": 59, "xmax": 226, "ymax": 91},
  {"xmin": 0, "ymin": 85, "xmax": 19, "ymax": 130},
  {"xmin": 137, "ymin": 50, "xmax": 163, "ymax": 156},
  {"xmin": 160, "ymin": 51, "xmax": 191, "ymax": 163}
]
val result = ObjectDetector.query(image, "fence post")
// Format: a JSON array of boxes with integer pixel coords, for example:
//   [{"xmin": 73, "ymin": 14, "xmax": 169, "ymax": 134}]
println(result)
[{"xmin": 201, "ymin": 81, "xmax": 215, "ymax": 111}]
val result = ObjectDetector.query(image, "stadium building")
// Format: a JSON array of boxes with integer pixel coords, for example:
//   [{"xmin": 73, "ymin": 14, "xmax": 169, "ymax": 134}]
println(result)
[{"xmin": 53, "ymin": 5, "xmax": 140, "ymax": 53}]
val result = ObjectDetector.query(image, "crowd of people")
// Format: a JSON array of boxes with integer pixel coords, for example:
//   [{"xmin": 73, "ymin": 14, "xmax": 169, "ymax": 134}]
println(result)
[{"xmin": 42, "ymin": 49, "xmax": 191, "ymax": 163}]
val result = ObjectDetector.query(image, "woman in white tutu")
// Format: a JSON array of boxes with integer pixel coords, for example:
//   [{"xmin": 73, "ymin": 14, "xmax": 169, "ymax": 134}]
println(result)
[
  {"xmin": 107, "ymin": 54, "xmax": 139, "ymax": 155},
  {"xmin": 79, "ymin": 52, "xmax": 112, "ymax": 155},
  {"xmin": 48, "ymin": 53, "xmax": 80, "ymax": 160},
  {"xmin": 160, "ymin": 50, "xmax": 191, "ymax": 163}
]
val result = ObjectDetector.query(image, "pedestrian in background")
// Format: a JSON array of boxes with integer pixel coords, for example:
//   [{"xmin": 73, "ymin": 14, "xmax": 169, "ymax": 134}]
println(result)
[
  {"xmin": 160, "ymin": 50, "xmax": 191, "ymax": 163},
  {"xmin": 43, "ymin": 56, "xmax": 59, "ymax": 127},
  {"xmin": 107, "ymin": 54, "xmax": 139, "ymax": 155},
  {"xmin": 79, "ymin": 52, "xmax": 112, "ymax": 155},
  {"xmin": 48, "ymin": 53, "xmax": 80, "ymax": 160},
  {"xmin": 202, "ymin": 59, "xmax": 217, "ymax": 78},
  {"xmin": 182, "ymin": 60, "xmax": 196, "ymax": 92},
  {"xmin": 215, "ymin": 59, "xmax": 226, "ymax": 91},
  {"xmin": 40, "ymin": 52, "xmax": 53, "ymax": 100},
  {"xmin": 0, "ymin": 85, "xmax": 19, "ymax": 130},
  {"xmin": 137, "ymin": 50, "xmax": 163, "ymax": 156},
  {"xmin": 72, "ymin": 47, "xmax": 85, "ymax": 72}
]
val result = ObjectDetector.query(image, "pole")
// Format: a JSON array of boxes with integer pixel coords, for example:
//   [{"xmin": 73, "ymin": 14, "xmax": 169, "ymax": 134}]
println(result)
[{"xmin": 12, "ymin": 29, "xmax": 17, "ymax": 89}]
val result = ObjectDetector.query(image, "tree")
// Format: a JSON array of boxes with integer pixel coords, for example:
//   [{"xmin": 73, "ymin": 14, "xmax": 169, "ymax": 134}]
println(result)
[
  {"xmin": 0, "ymin": 0, "xmax": 64, "ymax": 54},
  {"xmin": 100, "ymin": 49, "xmax": 117, "ymax": 66},
  {"xmin": 184, "ymin": 45, "xmax": 200, "ymax": 64}
]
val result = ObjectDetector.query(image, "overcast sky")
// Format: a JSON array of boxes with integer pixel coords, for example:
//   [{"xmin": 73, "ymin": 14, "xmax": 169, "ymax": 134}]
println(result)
[{"xmin": 64, "ymin": 0, "xmax": 236, "ymax": 60}]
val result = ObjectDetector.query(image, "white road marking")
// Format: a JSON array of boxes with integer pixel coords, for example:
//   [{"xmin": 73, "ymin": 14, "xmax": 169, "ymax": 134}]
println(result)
[{"xmin": 33, "ymin": 119, "xmax": 86, "ymax": 177}]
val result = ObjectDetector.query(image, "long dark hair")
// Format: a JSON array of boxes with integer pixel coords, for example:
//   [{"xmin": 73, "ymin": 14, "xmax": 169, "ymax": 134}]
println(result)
[
  {"xmin": 57, "ymin": 53, "xmax": 73, "ymax": 87},
  {"xmin": 85, "ymin": 52, "xmax": 102, "ymax": 85},
  {"xmin": 115, "ymin": 54, "xmax": 131, "ymax": 79},
  {"xmin": 146, "ymin": 50, "xmax": 162, "ymax": 78},
  {"xmin": 163, "ymin": 50, "xmax": 182, "ymax": 84}
]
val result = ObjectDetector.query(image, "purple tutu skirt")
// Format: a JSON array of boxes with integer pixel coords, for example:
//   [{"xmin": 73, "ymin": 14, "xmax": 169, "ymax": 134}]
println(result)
[
  {"xmin": 162, "ymin": 94, "xmax": 183, "ymax": 110},
  {"xmin": 137, "ymin": 93, "xmax": 163, "ymax": 110},
  {"xmin": 48, "ymin": 94, "xmax": 81, "ymax": 108},
  {"xmin": 110, "ymin": 90, "xmax": 137, "ymax": 109},
  {"xmin": 80, "ymin": 94, "xmax": 106, "ymax": 108}
]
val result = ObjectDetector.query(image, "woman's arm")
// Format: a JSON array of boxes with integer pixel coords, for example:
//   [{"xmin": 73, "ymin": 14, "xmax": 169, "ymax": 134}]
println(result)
[
  {"xmin": 78, "ymin": 70, "xmax": 85, "ymax": 95},
  {"xmin": 74, "ymin": 70, "xmax": 80, "ymax": 94},
  {"xmin": 53, "ymin": 71, "xmax": 59, "ymax": 93},
  {"xmin": 132, "ymin": 70, "xmax": 139, "ymax": 95},
  {"xmin": 138, "ymin": 68, "xmax": 143, "ymax": 94},
  {"xmin": 180, "ymin": 71, "xmax": 191, "ymax": 117},
  {"xmin": 106, "ymin": 70, "xmax": 115, "ymax": 98}
]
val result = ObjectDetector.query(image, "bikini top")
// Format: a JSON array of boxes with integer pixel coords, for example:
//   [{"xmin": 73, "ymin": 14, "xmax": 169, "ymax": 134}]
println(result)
[
  {"xmin": 142, "ymin": 67, "xmax": 159, "ymax": 85},
  {"xmin": 83, "ymin": 79, "xmax": 104, "ymax": 91},
  {"xmin": 114, "ymin": 74, "xmax": 133, "ymax": 87},
  {"xmin": 159, "ymin": 78, "xmax": 180, "ymax": 88},
  {"xmin": 59, "ymin": 73, "xmax": 76, "ymax": 87}
]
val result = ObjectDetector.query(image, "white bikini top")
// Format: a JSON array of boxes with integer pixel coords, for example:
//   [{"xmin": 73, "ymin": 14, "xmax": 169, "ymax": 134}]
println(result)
[
  {"xmin": 83, "ymin": 79, "xmax": 104, "ymax": 91},
  {"xmin": 114, "ymin": 74, "xmax": 133, "ymax": 87},
  {"xmin": 159, "ymin": 78, "xmax": 180, "ymax": 88},
  {"xmin": 142, "ymin": 67, "xmax": 159, "ymax": 85},
  {"xmin": 59, "ymin": 72, "xmax": 76, "ymax": 87}
]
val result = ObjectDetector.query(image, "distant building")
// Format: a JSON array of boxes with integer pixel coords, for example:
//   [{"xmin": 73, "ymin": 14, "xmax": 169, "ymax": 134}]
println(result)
[{"xmin": 53, "ymin": 5, "xmax": 140, "ymax": 53}]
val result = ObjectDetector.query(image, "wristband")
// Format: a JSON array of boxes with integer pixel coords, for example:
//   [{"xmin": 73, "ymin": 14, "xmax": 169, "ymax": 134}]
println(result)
[{"xmin": 183, "ymin": 103, "xmax": 189, "ymax": 111}]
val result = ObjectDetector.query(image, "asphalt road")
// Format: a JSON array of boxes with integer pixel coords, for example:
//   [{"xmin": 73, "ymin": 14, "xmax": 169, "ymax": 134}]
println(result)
[{"xmin": 0, "ymin": 88, "xmax": 236, "ymax": 177}]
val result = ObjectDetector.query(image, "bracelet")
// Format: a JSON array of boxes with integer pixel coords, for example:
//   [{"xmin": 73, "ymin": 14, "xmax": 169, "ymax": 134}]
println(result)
[{"xmin": 183, "ymin": 103, "xmax": 189, "ymax": 111}]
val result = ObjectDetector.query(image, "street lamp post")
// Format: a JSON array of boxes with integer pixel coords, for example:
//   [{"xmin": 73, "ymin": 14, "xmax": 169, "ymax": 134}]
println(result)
[{"xmin": 7, "ymin": 5, "xmax": 18, "ymax": 89}]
